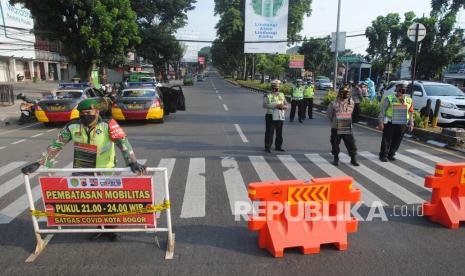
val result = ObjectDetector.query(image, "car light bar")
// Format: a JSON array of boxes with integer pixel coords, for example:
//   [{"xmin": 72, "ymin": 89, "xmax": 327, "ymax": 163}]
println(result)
[
  {"xmin": 127, "ymin": 82, "xmax": 157, "ymax": 87},
  {"xmin": 59, "ymin": 82, "xmax": 91, "ymax": 88}
]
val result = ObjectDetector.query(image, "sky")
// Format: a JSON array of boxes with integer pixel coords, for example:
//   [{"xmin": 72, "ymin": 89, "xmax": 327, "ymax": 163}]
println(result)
[{"xmin": 178, "ymin": 0, "xmax": 465, "ymax": 59}]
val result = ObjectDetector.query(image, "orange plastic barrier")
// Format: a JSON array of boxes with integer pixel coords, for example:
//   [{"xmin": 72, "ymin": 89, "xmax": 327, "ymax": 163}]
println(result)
[
  {"xmin": 248, "ymin": 177, "xmax": 361, "ymax": 257},
  {"xmin": 424, "ymin": 163, "xmax": 465, "ymax": 229}
]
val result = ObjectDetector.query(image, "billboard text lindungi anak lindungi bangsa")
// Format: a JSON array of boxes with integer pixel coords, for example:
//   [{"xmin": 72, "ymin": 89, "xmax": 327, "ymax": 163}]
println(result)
[{"xmin": 252, "ymin": 0, "xmax": 284, "ymax": 17}]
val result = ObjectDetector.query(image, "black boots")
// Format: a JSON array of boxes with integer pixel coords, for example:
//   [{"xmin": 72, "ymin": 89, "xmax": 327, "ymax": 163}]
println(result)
[
  {"xmin": 350, "ymin": 155, "xmax": 360, "ymax": 166},
  {"xmin": 332, "ymin": 155, "xmax": 339, "ymax": 166}
]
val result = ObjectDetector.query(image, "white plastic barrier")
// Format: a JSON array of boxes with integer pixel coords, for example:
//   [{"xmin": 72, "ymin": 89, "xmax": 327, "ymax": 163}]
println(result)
[{"xmin": 23, "ymin": 167, "xmax": 175, "ymax": 262}]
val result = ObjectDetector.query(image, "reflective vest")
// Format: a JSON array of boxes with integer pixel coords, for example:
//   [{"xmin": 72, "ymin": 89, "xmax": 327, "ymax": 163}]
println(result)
[
  {"xmin": 266, "ymin": 92, "xmax": 286, "ymax": 114},
  {"xmin": 68, "ymin": 121, "xmax": 116, "ymax": 168},
  {"xmin": 304, "ymin": 85, "xmax": 314, "ymax": 98},
  {"xmin": 385, "ymin": 95, "xmax": 413, "ymax": 121},
  {"xmin": 292, "ymin": 86, "xmax": 304, "ymax": 100}
]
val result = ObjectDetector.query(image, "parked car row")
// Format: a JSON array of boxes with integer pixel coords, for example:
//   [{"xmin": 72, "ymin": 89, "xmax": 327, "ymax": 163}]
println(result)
[{"xmin": 34, "ymin": 82, "xmax": 185, "ymax": 125}]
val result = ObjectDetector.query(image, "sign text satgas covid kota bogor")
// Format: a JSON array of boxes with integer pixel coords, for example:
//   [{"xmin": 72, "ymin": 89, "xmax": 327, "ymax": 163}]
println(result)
[{"xmin": 39, "ymin": 176, "xmax": 155, "ymax": 226}]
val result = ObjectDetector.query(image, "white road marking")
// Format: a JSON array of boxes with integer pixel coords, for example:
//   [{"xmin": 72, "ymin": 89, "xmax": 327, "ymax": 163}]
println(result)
[
  {"xmin": 223, "ymin": 104, "xmax": 229, "ymax": 112},
  {"xmin": 180, "ymin": 158, "xmax": 206, "ymax": 218},
  {"xmin": 339, "ymin": 153, "xmax": 424, "ymax": 204},
  {"xmin": 359, "ymin": 151, "xmax": 428, "ymax": 191},
  {"xmin": 426, "ymin": 140, "xmax": 447, "ymax": 148},
  {"xmin": 234, "ymin": 124, "xmax": 249, "ymax": 143},
  {"xmin": 218, "ymin": 95, "xmax": 222, "ymax": 100},
  {"xmin": 154, "ymin": 158, "xmax": 176, "ymax": 206},
  {"xmin": 249, "ymin": 156, "xmax": 279, "ymax": 182},
  {"xmin": 305, "ymin": 154, "xmax": 387, "ymax": 207},
  {"xmin": 406, "ymin": 149, "xmax": 451, "ymax": 163},
  {"xmin": 396, "ymin": 153, "xmax": 434, "ymax": 174},
  {"xmin": 215, "ymin": 90, "xmax": 218, "ymax": 94},
  {"xmin": 46, "ymin": 128, "xmax": 57, "ymax": 133},
  {"xmin": 221, "ymin": 157, "xmax": 250, "ymax": 218},
  {"xmin": 31, "ymin": 133, "xmax": 44, "ymax": 138},
  {"xmin": 277, "ymin": 155, "xmax": 312, "ymax": 180},
  {"xmin": 0, "ymin": 162, "xmax": 27, "ymax": 177},
  {"xmin": 0, "ymin": 123, "xmax": 40, "ymax": 136},
  {"xmin": 0, "ymin": 162, "xmax": 73, "ymax": 224},
  {"xmin": 11, "ymin": 139, "xmax": 26, "ymax": 145},
  {"xmin": 0, "ymin": 146, "xmax": 5, "ymax": 150}
]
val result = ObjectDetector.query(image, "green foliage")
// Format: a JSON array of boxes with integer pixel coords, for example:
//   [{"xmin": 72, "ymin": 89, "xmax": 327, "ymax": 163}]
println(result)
[
  {"xmin": 131, "ymin": 0, "xmax": 196, "ymax": 79},
  {"xmin": 236, "ymin": 80, "xmax": 292, "ymax": 95},
  {"xmin": 280, "ymin": 83, "xmax": 293, "ymax": 95},
  {"xmin": 13, "ymin": 0, "xmax": 141, "ymax": 80},
  {"xmin": 130, "ymin": 0, "xmax": 196, "ymax": 31},
  {"xmin": 365, "ymin": 1, "xmax": 465, "ymax": 80},
  {"xmin": 256, "ymin": 54, "xmax": 289, "ymax": 79},
  {"xmin": 298, "ymin": 37, "xmax": 333, "ymax": 77},
  {"xmin": 413, "ymin": 111, "xmax": 427, "ymax": 128},
  {"xmin": 360, "ymin": 99, "xmax": 381, "ymax": 117},
  {"xmin": 321, "ymin": 90, "xmax": 337, "ymax": 106},
  {"xmin": 198, "ymin": 47, "xmax": 212, "ymax": 64}
]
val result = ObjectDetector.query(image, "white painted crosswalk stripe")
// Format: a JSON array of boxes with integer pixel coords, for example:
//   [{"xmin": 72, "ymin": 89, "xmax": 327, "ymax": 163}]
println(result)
[
  {"xmin": 0, "ymin": 162, "xmax": 26, "ymax": 177},
  {"xmin": 339, "ymin": 153, "xmax": 424, "ymax": 204},
  {"xmin": 221, "ymin": 157, "xmax": 250, "ymax": 219},
  {"xmin": 277, "ymin": 155, "xmax": 312, "ymax": 180},
  {"xmin": 0, "ymin": 150, "xmax": 453, "ymax": 223},
  {"xmin": 0, "ymin": 162, "xmax": 73, "ymax": 224},
  {"xmin": 180, "ymin": 158, "xmax": 206, "ymax": 218},
  {"xmin": 395, "ymin": 153, "xmax": 435, "ymax": 174},
  {"xmin": 154, "ymin": 158, "xmax": 175, "ymax": 206},
  {"xmin": 406, "ymin": 149, "xmax": 452, "ymax": 164},
  {"xmin": 249, "ymin": 156, "xmax": 279, "ymax": 181},
  {"xmin": 359, "ymin": 151, "xmax": 428, "ymax": 191},
  {"xmin": 305, "ymin": 154, "xmax": 387, "ymax": 207}
]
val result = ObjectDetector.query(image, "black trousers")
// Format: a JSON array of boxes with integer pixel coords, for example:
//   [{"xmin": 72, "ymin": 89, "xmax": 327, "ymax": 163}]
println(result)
[
  {"xmin": 265, "ymin": 114, "xmax": 283, "ymax": 149},
  {"xmin": 352, "ymin": 103, "xmax": 360, "ymax": 123},
  {"xmin": 303, "ymin": 98, "xmax": 313, "ymax": 119},
  {"xmin": 380, "ymin": 123, "xmax": 406, "ymax": 158},
  {"xmin": 290, "ymin": 99, "xmax": 303, "ymax": 121},
  {"xmin": 330, "ymin": 128, "xmax": 357, "ymax": 156}
]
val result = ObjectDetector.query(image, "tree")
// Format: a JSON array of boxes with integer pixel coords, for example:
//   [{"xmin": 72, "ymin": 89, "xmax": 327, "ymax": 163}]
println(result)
[
  {"xmin": 198, "ymin": 47, "xmax": 212, "ymax": 64},
  {"xmin": 298, "ymin": 37, "xmax": 333, "ymax": 77},
  {"xmin": 13, "ymin": 0, "xmax": 140, "ymax": 80},
  {"xmin": 130, "ymin": 0, "xmax": 196, "ymax": 80},
  {"xmin": 365, "ymin": 12, "xmax": 415, "ymax": 81},
  {"xmin": 255, "ymin": 54, "xmax": 289, "ymax": 79}
]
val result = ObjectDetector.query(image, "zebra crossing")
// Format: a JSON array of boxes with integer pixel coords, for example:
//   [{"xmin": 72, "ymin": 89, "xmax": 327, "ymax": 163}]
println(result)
[{"xmin": 0, "ymin": 149, "xmax": 461, "ymax": 224}]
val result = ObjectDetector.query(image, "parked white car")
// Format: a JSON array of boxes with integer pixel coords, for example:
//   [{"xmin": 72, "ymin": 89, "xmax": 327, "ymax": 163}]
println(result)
[{"xmin": 383, "ymin": 81, "xmax": 465, "ymax": 124}]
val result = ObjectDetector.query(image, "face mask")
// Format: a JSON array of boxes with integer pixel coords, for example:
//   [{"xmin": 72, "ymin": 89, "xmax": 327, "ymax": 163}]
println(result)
[{"xmin": 81, "ymin": 114, "xmax": 97, "ymax": 126}]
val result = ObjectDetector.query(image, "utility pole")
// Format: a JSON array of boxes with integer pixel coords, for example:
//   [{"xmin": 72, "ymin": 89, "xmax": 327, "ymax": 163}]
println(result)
[{"xmin": 333, "ymin": 0, "xmax": 342, "ymax": 90}]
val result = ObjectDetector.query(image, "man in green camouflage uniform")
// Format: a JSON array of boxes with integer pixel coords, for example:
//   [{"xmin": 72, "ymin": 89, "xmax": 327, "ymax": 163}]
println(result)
[{"xmin": 22, "ymin": 98, "xmax": 146, "ymax": 175}]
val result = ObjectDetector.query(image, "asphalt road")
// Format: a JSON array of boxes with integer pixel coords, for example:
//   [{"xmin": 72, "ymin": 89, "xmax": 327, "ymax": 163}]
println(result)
[{"xmin": 1, "ymin": 70, "xmax": 465, "ymax": 275}]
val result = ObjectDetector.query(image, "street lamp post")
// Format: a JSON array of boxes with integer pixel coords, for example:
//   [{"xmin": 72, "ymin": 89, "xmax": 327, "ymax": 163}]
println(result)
[{"xmin": 333, "ymin": 0, "xmax": 341, "ymax": 90}]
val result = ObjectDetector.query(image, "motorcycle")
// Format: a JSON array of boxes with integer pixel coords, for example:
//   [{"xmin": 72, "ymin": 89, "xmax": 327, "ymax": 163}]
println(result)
[{"xmin": 16, "ymin": 93, "xmax": 37, "ymax": 125}]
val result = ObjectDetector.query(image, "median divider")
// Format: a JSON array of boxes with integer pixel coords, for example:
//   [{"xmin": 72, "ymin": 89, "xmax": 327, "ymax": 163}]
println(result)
[
  {"xmin": 23, "ymin": 167, "xmax": 175, "ymax": 262},
  {"xmin": 424, "ymin": 163, "xmax": 465, "ymax": 228},
  {"xmin": 248, "ymin": 177, "xmax": 361, "ymax": 257}
]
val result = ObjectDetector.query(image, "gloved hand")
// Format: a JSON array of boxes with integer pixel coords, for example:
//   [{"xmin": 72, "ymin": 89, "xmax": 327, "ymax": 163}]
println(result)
[
  {"xmin": 129, "ymin": 162, "xmax": 147, "ymax": 176},
  {"xmin": 21, "ymin": 162, "xmax": 40, "ymax": 175}
]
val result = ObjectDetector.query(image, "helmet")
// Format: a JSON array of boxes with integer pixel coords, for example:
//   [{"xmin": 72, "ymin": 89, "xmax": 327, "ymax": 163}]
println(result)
[
  {"xmin": 338, "ymin": 86, "xmax": 350, "ymax": 95},
  {"xmin": 396, "ymin": 81, "xmax": 408, "ymax": 90},
  {"xmin": 271, "ymin": 80, "xmax": 281, "ymax": 88}
]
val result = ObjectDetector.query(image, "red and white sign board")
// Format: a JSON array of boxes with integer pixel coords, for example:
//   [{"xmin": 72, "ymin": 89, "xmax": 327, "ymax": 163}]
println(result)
[{"xmin": 39, "ymin": 176, "xmax": 155, "ymax": 227}]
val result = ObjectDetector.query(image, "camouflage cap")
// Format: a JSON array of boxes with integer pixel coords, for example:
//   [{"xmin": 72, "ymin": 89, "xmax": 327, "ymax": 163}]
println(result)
[{"xmin": 77, "ymin": 99, "xmax": 99, "ymax": 111}]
